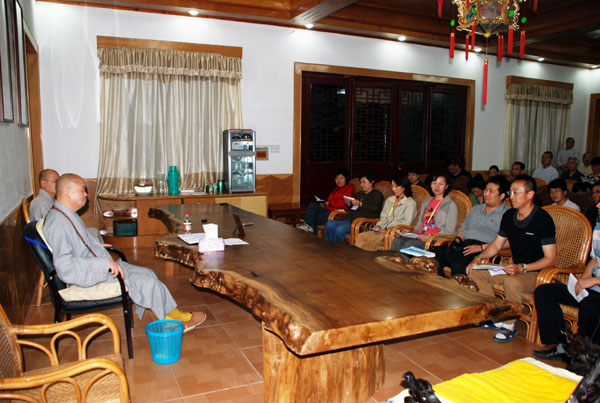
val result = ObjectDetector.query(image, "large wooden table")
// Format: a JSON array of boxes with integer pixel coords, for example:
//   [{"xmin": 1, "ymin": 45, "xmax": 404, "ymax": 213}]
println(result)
[{"xmin": 150, "ymin": 204, "xmax": 519, "ymax": 403}]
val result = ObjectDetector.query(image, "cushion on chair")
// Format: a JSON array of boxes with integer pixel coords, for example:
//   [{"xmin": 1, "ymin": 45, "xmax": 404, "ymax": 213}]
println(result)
[
  {"xmin": 58, "ymin": 282, "xmax": 126, "ymax": 302},
  {"xmin": 15, "ymin": 354, "xmax": 125, "ymax": 403}
]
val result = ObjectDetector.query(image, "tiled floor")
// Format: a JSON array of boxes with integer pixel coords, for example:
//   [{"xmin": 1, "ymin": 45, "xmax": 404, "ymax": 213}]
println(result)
[{"xmin": 22, "ymin": 246, "xmax": 564, "ymax": 402}]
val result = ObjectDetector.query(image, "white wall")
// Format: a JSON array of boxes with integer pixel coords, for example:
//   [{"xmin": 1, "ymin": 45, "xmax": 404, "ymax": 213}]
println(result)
[{"xmin": 34, "ymin": 2, "xmax": 600, "ymax": 180}]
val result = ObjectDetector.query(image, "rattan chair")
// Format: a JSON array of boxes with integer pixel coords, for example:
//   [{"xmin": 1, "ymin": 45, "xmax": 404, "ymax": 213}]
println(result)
[
  {"xmin": 0, "ymin": 304, "xmax": 129, "ymax": 402},
  {"xmin": 492, "ymin": 205, "xmax": 592, "ymax": 342},
  {"xmin": 534, "ymin": 177, "xmax": 548, "ymax": 189},
  {"xmin": 24, "ymin": 221, "xmax": 134, "ymax": 359},
  {"xmin": 347, "ymin": 182, "xmax": 393, "ymax": 245}
]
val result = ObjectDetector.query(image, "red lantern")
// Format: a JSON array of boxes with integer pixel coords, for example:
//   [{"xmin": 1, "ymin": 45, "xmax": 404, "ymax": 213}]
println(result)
[
  {"xmin": 533, "ymin": 0, "xmax": 538, "ymax": 12},
  {"xmin": 438, "ymin": 0, "xmax": 443, "ymax": 18},
  {"xmin": 507, "ymin": 26, "xmax": 514, "ymax": 54},
  {"xmin": 471, "ymin": 22, "xmax": 476, "ymax": 50},
  {"xmin": 519, "ymin": 30, "xmax": 526, "ymax": 58},
  {"xmin": 465, "ymin": 34, "xmax": 469, "ymax": 61},
  {"xmin": 498, "ymin": 35, "xmax": 503, "ymax": 61},
  {"xmin": 450, "ymin": 32, "xmax": 455, "ymax": 58}
]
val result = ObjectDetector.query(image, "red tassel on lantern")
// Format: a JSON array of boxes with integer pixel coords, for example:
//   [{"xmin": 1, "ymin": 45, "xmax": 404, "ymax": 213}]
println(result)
[
  {"xmin": 465, "ymin": 34, "xmax": 469, "ymax": 61},
  {"xmin": 498, "ymin": 35, "xmax": 503, "ymax": 62},
  {"xmin": 466, "ymin": 0, "xmax": 470, "ymax": 9},
  {"xmin": 450, "ymin": 32, "xmax": 455, "ymax": 58},
  {"xmin": 519, "ymin": 30, "xmax": 526, "ymax": 58},
  {"xmin": 471, "ymin": 22, "xmax": 476, "ymax": 50},
  {"xmin": 483, "ymin": 58, "xmax": 488, "ymax": 105},
  {"xmin": 533, "ymin": 0, "xmax": 538, "ymax": 11},
  {"xmin": 437, "ymin": 0, "xmax": 443, "ymax": 18},
  {"xmin": 507, "ymin": 26, "xmax": 514, "ymax": 53}
]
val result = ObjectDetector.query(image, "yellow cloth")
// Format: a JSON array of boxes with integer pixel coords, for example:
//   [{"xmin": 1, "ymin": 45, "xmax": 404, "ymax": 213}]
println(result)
[
  {"xmin": 166, "ymin": 308, "xmax": 192, "ymax": 322},
  {"xmin": 434, "ymin": 360, "xmax": 577, "ymax": 403}
]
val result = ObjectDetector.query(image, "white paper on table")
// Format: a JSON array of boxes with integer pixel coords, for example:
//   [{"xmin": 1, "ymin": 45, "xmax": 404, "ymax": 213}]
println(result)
[
  {"xmin": 178, "ymin": 233, "xmax": 206, "ymax": 244},
  {"xmin": 568, "ymin": 273, "xmax": 589, "ymax": 302},
  {"xmin": 224, "ymin": 238, "xmax": 249, "ymax": 246},
  {"xmin": 203, "ymin": 224, "xmax": 219, "ymax": 239}
]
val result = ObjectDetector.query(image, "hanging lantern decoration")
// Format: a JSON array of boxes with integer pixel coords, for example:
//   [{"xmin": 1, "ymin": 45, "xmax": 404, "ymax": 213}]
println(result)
[
  {"xmin": 465, "ymin": 34, "xmax": 469, "ymax": 60},
  {"xmin": 533, "ymin": 0, "xmax": 538, "ymax": 11},
  {"xmin": 498, "ymin": 34, "xmax": 504, "ymax": 61},
  {"xmin": 450, "ymin": 19, "xmax": 456, "ymax": 58},
  {"xmin": 519, "ymin": 16, "xmax": 527, "ymax": 58},
  {"xmin": 438, "ymin": 0, "xmax": 444, "ymax": 18}
]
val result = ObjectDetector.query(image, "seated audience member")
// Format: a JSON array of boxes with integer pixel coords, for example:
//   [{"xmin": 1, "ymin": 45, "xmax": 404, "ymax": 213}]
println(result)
[
  {"xmin": 325, "ymin": 170, "xmax": 383, "ymax": 242},
  {"xmin": 391, "ymin": 172, "xmax": 457, "ymax": 252},
  {"xmin": 468, "ymin": 174, "xmax": 485, "ymax": 206},
  {"xmin": 30, "ymin": 169, "xmax": 59, "ymax": 221},
  {"xmin": 579, "ymin": 152, "xmax": 593, "ymax": 177},
  {"xmin": 587, "ymin": 157, "xmax": 600, "ymax": 183},
  {"xmin": 560, "ymin": 157, "xmax": 584, "ymax": 182},
  {"xmin": 354, "ymin": 174, "xmax": 417, "ymax": 251},
  {"xmin": 446, "ymin": 158, "xmax": 471, "ymax": 179},
  {"xmin": 533, "ymin": 151, "xmax": 559, "ymax": 184},
  {"xmin": 585, "ymin": 182, "xmax": 600, "ymax": 226},
  {"xmin": 406, "ymin": 166, "xmax": 427, "ymax": 189},
  {"xmin": 487, "ymin": 165, "xmax": 500, "ymax": 177},
  {"xmin": 435, "ymin": 175, "xmax": 509, "ymax": 277},
  {"xmin": 556, "ymin": 137, "xmax": 580, "ymax": 172},
  {"xmin": 533, "ymin": 208, "xmax": 600, "ymax": 361},
  {"xmin": 572, "ymin": 182, "xmax": 589, "ymax": 194},
  {"xmin": 548, "ymin": 178, "xmax": 580, "ymax": 211},
  {"xmin": 44, "ymin": 174, "xmax": 207, "ymax": 331},
  {"xmin": 297, "ymin": 168, "xmax": 355, "ymax": 234},
  {"xmin": 467, "ymin": 175, "xmax": 556, "ymax": 342},
  {"xmin": 510, "ymin": 161, "xmax": 525, "ymax": 179}
]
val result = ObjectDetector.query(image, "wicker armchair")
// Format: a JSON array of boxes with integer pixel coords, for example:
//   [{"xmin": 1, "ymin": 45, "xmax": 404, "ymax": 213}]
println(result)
[
  {"xmin": 0, "ymin": 304, "xmax": 129, "ymax": 402},
  {"xmin": 382, "ymin": 189, "xmax": 472, "ymax": 250},
  {"xmin": 491, "ymin": 205, "xmax": 592, "ymax": 342},
  {"xmin": 347, "ymin": 182, "xmax": 393, "ymax": 245}
]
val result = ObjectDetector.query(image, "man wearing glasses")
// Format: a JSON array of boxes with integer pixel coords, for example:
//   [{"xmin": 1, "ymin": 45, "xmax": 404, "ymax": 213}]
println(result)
[{"xmin": 467, "ymin": 174, "xmax": 556, "ymax": 342}]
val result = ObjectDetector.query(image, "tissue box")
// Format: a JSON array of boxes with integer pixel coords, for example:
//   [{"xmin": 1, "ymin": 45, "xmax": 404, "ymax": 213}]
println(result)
[
  {"xmin": 113, "ymin": 219, "xmax": 137, "ymax": 237},
  {"xmin": 198, "ymin": 237, "xmax": 225, "ymax": 252}
]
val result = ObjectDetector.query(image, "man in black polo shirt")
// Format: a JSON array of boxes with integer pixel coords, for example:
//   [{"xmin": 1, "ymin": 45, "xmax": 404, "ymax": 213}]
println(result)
[{"xmin": 467, "ymin": 174, "xmax": 557, "ymax": 342}]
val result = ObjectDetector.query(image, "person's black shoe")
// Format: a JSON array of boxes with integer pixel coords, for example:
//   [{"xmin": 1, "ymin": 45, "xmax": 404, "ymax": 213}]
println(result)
[{"xmin": 533, "ymin": 345, "xmax": 567, "ymax": 361}]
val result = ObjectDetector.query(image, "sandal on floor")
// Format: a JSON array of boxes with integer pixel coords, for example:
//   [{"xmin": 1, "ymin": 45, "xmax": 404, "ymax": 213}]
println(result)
[
  {"xmin": 493, "ymin": 328, "xmax": 518, "ymax": 343},
  {"xmin": 475, "ymin": 321, "xmax": 502, "ymax": 331}
]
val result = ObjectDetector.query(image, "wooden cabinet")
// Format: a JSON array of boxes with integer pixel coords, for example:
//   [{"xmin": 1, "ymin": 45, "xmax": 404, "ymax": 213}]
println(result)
[{"xmin": 98, "ymin": 192, "xmax": 267, "ymax": 247}]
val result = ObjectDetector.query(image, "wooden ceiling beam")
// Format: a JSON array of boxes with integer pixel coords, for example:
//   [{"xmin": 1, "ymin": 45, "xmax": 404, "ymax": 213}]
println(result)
[{"xmin": 290, "ymin": 0, "xmax": 359, "ymax": 24}]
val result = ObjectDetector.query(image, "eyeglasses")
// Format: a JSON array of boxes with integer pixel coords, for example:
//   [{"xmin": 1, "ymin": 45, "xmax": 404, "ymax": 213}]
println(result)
[{"xmin": 508, "ymin": 189, "xmax": 527, "ymax": 196}]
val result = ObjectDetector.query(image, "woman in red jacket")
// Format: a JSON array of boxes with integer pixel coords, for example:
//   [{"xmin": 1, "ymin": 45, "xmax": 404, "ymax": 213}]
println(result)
[{"xmin": 297, "ymin": 168, "xmax": 355, "ymax": 234}]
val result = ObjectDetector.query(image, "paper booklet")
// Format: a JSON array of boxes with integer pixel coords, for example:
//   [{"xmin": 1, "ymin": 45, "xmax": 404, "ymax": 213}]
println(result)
[
  {"xmin": 399, "ymin": 246, "xmax": 435, "ymax": 258},
  {"xmin": 314, "ymin": 195, "xmax": 325, "ymax": 203}
]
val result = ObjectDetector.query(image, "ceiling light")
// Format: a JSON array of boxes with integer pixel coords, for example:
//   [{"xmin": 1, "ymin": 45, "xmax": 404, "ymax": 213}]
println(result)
[
  {"xmin": 474, "ymin": 47, "xmax": 482, "ymax": 53},
  {"xmin": 188, "ymin": 9, "xmax": 199, "ymax": 16},
  {"xmin": 304, "ymin": 23, "xmax": 314, "ymax": 29},
  {"xmin": 592, "ymin": 65, "xmax": 599, "ymax": 69},
  {"xmin": 397, "ymin": 35, "xmax": 407, "ymax": 42},
  {"xmin": 537, "ymin": 57, "xmax": 545, "ymax": 62}
]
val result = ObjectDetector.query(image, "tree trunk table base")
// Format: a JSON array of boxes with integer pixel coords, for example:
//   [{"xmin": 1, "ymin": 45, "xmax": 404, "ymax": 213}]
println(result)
[{"xmin": 263, "ymin": 327, "xmax": 384, "ymax": 403}]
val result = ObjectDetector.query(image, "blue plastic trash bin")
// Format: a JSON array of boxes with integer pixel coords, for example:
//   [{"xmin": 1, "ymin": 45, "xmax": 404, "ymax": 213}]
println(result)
[{"xmin": 145, "ymin": 319, "xmax": 184, "ymax": 364}]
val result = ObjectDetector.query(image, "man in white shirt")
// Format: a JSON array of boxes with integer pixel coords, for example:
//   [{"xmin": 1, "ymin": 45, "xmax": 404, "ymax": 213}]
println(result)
[
  {"xmin": 548, "ymin": 178, "xmax": 580, "ymax": 211},
  {"xmin": 532, "ymin": 151, "xmax": 559, "ymax": 184},
  {"xmin": 510, "ymin": 161, "xmax": 525, "ymax": 180},
  {"xmin": 579, "ymin": 152, "xmax": 593, "ymax": 177},
  {"xmin": 555, "ymin": 137, "xmax": 580, "ymax": 172}
]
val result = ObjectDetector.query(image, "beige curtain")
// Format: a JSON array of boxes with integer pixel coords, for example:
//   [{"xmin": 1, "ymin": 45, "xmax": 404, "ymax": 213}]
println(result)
[
  {"xmin": 96, "ymin": 47, "xmax": 243, "ymax": 197},
  {"xmin": 504, "ymin": 83, "xmax": 572, "ymax": 172}
]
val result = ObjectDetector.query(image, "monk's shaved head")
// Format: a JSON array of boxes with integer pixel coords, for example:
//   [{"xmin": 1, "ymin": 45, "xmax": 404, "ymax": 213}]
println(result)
[{"xmin": 56, "ymin": 173, "xmax": 83, "ymax": 197}]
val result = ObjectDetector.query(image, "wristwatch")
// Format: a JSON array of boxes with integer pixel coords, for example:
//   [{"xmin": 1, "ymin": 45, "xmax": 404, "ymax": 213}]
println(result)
[{"xmin": 521, "ymin": 263, "xmax": 527, "ymax": 274}]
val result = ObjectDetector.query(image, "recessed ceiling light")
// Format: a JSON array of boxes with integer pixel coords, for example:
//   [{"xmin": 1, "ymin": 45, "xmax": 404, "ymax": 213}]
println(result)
[
  {"xmin": 537, "ymin": 57, "xmax": 545, "ymax": 62},
  {"xmin": 474, "ymin": 47, "xmax": 482, "ymax": 53},
  {"xmin": 592, "ymin": 65, "xmax": 599, "ymax": 69},
  {"xmin": 305, "ymin": 23, "xmax": 314, "ymax": 29},
  {"xmin": 397, "ymin": 35, "xmax": 407, "ymax": 42},
  {"xmin": 188, "ymin": 9, "xmax": 199, "ymax": 16}
]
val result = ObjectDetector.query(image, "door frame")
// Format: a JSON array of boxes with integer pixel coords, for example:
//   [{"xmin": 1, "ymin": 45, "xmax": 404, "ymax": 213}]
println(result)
[{"xmin": 586, "ymin": 94, "xmax": 600, "ymax": 157}]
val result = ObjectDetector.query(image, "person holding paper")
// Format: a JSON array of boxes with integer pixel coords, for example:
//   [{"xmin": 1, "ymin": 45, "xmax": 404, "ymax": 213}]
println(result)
[
  {"xmin": 354, "ymin": 174, "xmax": 417, "ymax": 251},
  {"xmin": 297, "ymin": 168, "xmax": 355, "ymax": 234},
  {"xmin": 390, "ymin": 172, "xmax": 457, "ymax": 252},
  {"xmin": 466, "ymin": 174, "xmax": 556, "ymax": 343},
  {"xmin": 533, "ymin": 208, "xmax": 600, "ymax": 361},
  {"xmin": 435, "ymin": 175, "xmax": 510, "ymax": 277},
  {"xmin": 325, "ymin": 170, "xmax": 383, "ymax": 242}
]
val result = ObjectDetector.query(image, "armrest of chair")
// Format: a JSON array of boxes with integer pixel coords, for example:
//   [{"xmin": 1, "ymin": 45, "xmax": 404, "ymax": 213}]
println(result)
[
  {"xmin": 0, "ymin": 357, "xmax": 129, "ymax": 401},
  {"xmin": 381, "ymin": 224, "xmax": 414, "ymax": 250},
  {"xmin": 535, "ymin": 264, "xmax": 587, "ymax": 287},
  {"xmin": 13, "ymin": 313, "xmax": 121, "ymax": 365},
  {"xmin": 350, "ymin": 217, "xmax": 378, "ymax": 245},
  {"xmin": 105, "ymin": 246, "xmax": 127, "ymax": 263},
  {"xmin": 328, "ymin": 210, "xmax": 347, "ymax": 221},
  {"xmin": 424, "ymin": 234, "xmax": 456, "ymax": 250}
]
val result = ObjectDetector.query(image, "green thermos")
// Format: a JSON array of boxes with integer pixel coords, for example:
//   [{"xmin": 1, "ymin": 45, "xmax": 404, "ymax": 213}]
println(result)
[{"xmin": 167, "ymin": 166, "xmax": 180, "ymax": 195}]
